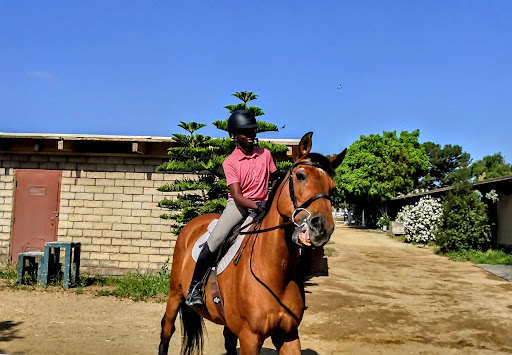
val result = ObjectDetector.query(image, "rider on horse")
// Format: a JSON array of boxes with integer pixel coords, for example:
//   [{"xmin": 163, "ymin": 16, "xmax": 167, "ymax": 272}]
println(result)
[{"xmin": 185, "ymin": 109, "xmax": 279, "ymax": 307}]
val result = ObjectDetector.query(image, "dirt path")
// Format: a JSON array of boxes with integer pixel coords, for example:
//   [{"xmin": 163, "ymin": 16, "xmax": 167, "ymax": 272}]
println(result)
[{"xmin": 1, "ymin": 225, "xmax": 512, "ymax": 354}]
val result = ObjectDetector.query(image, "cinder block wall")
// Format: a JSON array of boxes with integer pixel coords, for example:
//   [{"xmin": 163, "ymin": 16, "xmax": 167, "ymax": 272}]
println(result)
[{"xmin": 0, "ymin": 153, "xmax": 184, "ymax": 275}]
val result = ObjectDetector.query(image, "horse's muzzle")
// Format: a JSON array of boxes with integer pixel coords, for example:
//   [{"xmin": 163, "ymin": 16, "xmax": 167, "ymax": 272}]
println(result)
[{"xmin": 308, "ymin": 215, "xmax": 334, "ymax": 246}]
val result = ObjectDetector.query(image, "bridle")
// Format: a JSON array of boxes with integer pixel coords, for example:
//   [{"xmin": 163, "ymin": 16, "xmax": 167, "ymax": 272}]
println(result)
[
  {"xmin": 236, "ymin": 160, "xmax": 332, "ymax": 237},
  {"xmin": 239, "ymin": 159, "xmax": 334, "ymax": 322},
  {"xmin": 288, "ymin": 161, "xmax": 331, "ymax": 228}
]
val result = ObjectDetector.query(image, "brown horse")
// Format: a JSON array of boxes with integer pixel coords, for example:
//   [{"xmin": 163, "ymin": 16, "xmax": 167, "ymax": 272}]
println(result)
[{"xmin": 159, "ymin": 132, "xmax": 346, "ymax": 355}]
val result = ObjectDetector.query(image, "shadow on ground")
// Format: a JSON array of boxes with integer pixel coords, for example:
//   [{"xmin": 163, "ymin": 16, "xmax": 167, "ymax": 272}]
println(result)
[
  {"xmin": 227, "ymin": 348, "xmax": 318, "ymax": 354},
  {"xmin": 0, "ymin": 320, "xmax": 23, "ymax": 353}
]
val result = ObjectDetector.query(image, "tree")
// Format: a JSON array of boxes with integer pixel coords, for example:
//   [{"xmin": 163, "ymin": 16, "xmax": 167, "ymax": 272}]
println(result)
[
  {"xmin": 212, "ymin": 91, "xmax": 281, "ymax": 135},
  {"xmin": 419, "ymin": 142, "xmax": 471, "ymax": 189},
  {"xmin": 157, "ymin": 92, "xmax": 290, "ymax": 234},
  {"xmin": 469, "ymin": 153, "xmax": 512, "ymax": 181},
  {"xmin": 156, "ymin": 122, "xmax": 229, "ymax": 234},
  {"xmin": 212, "ymin": 91, "xmax": 292, "ymax": 175},
  {"xmin": 333, "ymin": 130, "xmax": 430, "ymax": 219}
]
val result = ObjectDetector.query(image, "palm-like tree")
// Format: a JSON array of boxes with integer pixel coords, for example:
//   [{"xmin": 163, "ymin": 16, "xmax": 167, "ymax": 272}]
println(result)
[
  {"xmin": 214, "ymin": 91, "xmax": 275, "ymax": 132},
  {"xmin": 232, "ymin": 91, "xmax": 258, "ymax": 104}
]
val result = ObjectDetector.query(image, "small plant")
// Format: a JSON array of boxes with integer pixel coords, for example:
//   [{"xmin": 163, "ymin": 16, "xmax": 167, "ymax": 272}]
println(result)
[
  {"xmin": 158, "ymin": 258, "xmax": 171, "ymax": 278},
  {"xmin": 377, "ymin": 215, "xmax": 390, "ymax": 228},
  {"xmin": 0, "ymin": 266, "xmax": 18, "ymax": 280},
  {"xmin": 95, "ymin": 272, "xmax": 170, "ymax": 302}
]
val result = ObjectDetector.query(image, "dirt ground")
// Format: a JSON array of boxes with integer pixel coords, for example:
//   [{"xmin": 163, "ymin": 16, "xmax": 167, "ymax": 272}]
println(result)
[{"xmin": 2, "ymin": 224, "xmax": 512, "ymax": 355}]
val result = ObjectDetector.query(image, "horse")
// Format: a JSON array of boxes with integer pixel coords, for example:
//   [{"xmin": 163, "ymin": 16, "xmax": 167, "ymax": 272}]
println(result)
[{"xmin": 159, "ymin": 132, "xmax": 346, "ymax": 355}]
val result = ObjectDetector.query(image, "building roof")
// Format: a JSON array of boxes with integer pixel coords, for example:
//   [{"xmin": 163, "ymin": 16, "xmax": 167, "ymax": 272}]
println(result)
[
  {"xmin": 0, "ymin": 132, "xmax": 300, "ymax": 159},
  {"xmin": 390, "ymin": 174, "xmax": 512, "ymax": 201}
]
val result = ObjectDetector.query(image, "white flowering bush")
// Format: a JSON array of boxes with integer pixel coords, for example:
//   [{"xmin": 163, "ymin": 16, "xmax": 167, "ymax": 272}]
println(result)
[
  {"xmin": 396, "ymin": 196, "xmax": 443, "ymax": 243},
  {"xmin": 485, "ymin": 189, "xmax": 499, "ymax": 203}
]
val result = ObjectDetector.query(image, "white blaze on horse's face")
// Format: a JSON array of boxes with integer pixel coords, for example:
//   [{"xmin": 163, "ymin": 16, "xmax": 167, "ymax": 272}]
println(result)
[
  {"xmin": 292, "ymin": 164, "xmax": 335, "ymax": 247},
  {"xmin": 284, "ymin": 132, "xmax": 347, "ymax": 248}
]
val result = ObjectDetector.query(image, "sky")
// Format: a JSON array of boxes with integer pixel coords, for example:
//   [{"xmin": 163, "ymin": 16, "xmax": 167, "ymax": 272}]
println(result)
[{"xmin": 1, "ymin": 1, "xmax": 511, "ymax": 162}]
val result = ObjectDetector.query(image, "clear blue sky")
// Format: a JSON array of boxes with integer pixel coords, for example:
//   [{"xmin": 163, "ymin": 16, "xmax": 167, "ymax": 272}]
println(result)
[{"xmin": 1, "ymin": 1, "xmax": 510, "ymax": 161}]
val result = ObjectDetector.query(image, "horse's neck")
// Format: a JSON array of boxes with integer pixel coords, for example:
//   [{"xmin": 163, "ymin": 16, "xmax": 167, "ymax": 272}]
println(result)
[{"xmin": 250, "ymin": 210, "xmax": 299, "ymax": 285}]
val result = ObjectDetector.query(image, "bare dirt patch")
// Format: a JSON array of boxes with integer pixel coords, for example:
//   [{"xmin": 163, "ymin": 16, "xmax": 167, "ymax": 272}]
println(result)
[{"xmin": 1, "ymin": 225, "xmax": 512, "ymax": 354}]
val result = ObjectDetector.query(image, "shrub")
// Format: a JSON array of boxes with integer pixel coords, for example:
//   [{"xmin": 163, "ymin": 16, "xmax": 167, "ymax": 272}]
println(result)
[
  {"xmin": 377, "ymin": 215, "xmax": 390, "ymax": 228},
  {"xmin": 435, "ymin": 186, "xmax": 491, "ymax": 252},
  {"xmin": 396, "ymin": 196, "xmax": 443, "ymax": 243}
]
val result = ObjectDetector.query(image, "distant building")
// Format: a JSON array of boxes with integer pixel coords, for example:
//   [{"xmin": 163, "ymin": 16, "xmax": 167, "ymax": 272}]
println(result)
[
  {"xmin": 387, "ymin": 175, "xmax": 512, "ymax": 249},
  {"xmin": 0, "ymin": 133, "xmax": 298, "ymax": 275}
]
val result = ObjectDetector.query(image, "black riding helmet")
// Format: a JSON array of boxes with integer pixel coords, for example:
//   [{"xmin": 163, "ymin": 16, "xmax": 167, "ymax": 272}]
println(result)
[{"xmin": 228, "ymin": 110, "xmax": 257, "ymax": 137}]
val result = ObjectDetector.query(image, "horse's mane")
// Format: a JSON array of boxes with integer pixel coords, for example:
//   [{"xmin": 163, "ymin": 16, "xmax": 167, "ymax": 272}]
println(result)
[
  {"xmin": 263, "ymin": 152, "xmax": 334, "ymax": 213},
  {"xmin": 307, "ymin": 153, "xmax": 336, "ymax": 177}
]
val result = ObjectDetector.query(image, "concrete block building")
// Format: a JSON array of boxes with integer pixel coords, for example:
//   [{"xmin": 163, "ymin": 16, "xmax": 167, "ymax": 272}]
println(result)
[{"xmin": 0, "ymin": 133, "xmax": 298, "ymax": 275}]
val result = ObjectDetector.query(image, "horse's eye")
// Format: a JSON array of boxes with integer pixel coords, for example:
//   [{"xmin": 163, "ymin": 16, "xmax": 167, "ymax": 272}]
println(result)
[{"xmin": 296, "ymin": 171, "xmax": 306, "ymax": 182}]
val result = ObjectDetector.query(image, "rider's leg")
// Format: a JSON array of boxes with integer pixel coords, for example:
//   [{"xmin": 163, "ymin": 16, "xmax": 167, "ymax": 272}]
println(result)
[{"xmin": 185, "ymin": 198, "xmax": 248, "ymax": 307}]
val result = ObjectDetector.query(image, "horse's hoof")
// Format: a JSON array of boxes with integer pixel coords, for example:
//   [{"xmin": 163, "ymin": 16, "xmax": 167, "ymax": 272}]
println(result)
[{"xmin": 158, "ymin": 342, "xmax": 169, "ymax": 355}]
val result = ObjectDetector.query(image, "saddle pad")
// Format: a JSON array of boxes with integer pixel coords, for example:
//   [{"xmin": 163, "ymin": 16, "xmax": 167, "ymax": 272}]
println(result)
[{"xmin": 191, "ymin": 213, "xmax": 255, "ymax": 275}]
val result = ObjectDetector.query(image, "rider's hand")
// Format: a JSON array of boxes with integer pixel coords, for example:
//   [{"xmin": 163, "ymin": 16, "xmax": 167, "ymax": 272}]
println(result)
[{"xmin": 256, "ymin": 200, "xmax": 267, "ymax": 214}]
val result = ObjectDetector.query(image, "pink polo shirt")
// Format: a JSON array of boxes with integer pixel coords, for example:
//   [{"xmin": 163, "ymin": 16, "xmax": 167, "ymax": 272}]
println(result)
[{"xmin": 223, "ymin": 147, "xmax": 277, "ymax": 201}]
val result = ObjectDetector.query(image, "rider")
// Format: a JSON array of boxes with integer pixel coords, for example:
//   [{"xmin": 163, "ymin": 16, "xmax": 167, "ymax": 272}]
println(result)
[{"xmin": 185, "ymin": 110, "xmax": 279, "ymax": 307}]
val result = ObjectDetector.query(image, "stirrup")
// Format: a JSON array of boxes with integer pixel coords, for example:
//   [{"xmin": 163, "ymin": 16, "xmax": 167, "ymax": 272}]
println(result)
[{"xmin": 185, "ymin": 282, "xmax": 205, "ymax": 307}]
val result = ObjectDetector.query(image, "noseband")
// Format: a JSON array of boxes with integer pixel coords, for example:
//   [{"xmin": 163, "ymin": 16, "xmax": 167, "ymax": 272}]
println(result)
[{"xmin": 288, "ymin": 161, "xmax": 331, "ymax": 227}]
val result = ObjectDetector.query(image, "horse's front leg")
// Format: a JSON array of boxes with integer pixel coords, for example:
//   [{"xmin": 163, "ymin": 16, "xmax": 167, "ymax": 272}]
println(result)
[
  {"xmin": 159, "ymin": 290, "xmax": 183, "ymax": 355},
  {"xmin": 271, "ymin": 330, "xmax": 301, "ymax": 355},
  {"xmin": 223, "ymin": 326, "xmax": 238, "ymax": 355},
  {"xmin": 238, "ymin": 330, "xmax": 264, "ymax": 355}
]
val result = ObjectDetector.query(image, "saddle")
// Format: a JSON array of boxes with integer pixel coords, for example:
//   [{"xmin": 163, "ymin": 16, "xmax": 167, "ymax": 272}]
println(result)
[
  {"xmin": 190, "ymin": 212, "xmax": 257, "ymax": 323},
  {"xmin": 191, "ymin": 212, "xmax": 256, "ymax": 275}
]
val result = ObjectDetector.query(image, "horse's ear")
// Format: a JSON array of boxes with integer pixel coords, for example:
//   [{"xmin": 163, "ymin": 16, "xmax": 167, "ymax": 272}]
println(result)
[
  {"xmin": 329, "ymin": 148, "xmax": 347, "ymax": 170},
  {"xmin": 295, "ymin": 132, "xmax": 313, "ymax": 161}
]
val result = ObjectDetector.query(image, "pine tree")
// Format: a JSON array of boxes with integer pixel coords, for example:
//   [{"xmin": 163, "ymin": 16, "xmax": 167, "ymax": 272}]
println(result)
[{"xmin": 157, "ymin": 92, "xmax": 291, "ymax": 234}]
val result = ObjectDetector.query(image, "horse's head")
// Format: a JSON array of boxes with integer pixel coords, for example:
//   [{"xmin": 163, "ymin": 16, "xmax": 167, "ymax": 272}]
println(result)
[{"xmin": 276, "ymin": 132, "xmax": 346, "ymax": 247}]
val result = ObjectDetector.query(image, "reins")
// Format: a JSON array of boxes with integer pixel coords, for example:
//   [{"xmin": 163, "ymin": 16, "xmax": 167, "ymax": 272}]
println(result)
[{"xmin": 232, "ymin": 159, "xmax": 333, "ymax": 321}]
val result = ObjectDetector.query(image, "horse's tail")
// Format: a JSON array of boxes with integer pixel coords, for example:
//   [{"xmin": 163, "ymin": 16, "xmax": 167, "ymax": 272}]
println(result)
[{"xmin": 179, "ymin": 303, "xmax": 205, "ymax": 355}]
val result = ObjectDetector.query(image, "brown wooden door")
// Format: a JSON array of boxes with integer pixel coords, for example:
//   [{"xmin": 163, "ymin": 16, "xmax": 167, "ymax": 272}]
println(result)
[{"xmin": 10, "ymin": 170, "xmax": 62, "ymax": 263}]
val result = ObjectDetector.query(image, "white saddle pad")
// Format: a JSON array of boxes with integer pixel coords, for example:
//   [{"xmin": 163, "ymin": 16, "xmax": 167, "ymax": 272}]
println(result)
[{"xmin": 191, "ymin": 213, "xmax": 255, "ymax": 275}]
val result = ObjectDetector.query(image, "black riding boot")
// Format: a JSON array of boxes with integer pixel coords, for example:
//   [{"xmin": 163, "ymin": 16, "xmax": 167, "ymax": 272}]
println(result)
[{"xmin": 185, "ymin": 243, "xmax": 217, "ymax": 307}]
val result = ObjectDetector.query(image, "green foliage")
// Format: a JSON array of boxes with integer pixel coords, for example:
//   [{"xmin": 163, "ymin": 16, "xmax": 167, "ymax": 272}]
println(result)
[
  {"xmin": 232, "ymin": 91, "xmax": 259, "ymax": 103},
  {"xmin": 435, "ymin": 185, "xmax": 491, "ymax": 252},
  {"xmin": 333, "ymin": 130, "xmax": 430, "ymax": 211},
  {"xmin": 95, "ymin": 272, "xmax": 170, "ymax": 302},
  {"xmin": 157, "ymin": 91, "xmax": 288, "ymax": 234},
  {"xmin": 224, "ymin": 103, "xmax": 247, "ymax": 114},
  {"xmin": 470, "ymin": 153, "xmax": 512, "ymax": 180},
  {"xmin": 213, "ymin": 119, "xmax": 278, "ymax": 133},
  {"xmin": 440, "ymin": 249, "xmax": 512, "ymax": 264},
  {"xmin": 419, "ymin": 142, "xmax": 471, "ymax": 189},
  {"xmin": 177, "ymin": 121, "xmax": 206, "ymax": 134},
  {"xmin": 377, "ymin": 215, "xmax": 390, "ymax": 228},
  {"xmin": 157, "ymin": 179, "xmax": 211, "ymax": 192},
  {"xmin": 0, "ymin": 266, "xmax": 17, "ymax": 279},
  {"xmin": 276, "ymin": 161, "xmax": 293, "ymax": 175},
  {"xmin": 212, "ymin": 90, "xmax": 278, "ymax": 133}
]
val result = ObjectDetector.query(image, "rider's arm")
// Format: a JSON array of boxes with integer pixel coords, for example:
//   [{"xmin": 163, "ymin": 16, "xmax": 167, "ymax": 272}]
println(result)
[
  {"xmin": 269, "ymin": 170, "xmax": 279, "ymax": 191},
  {"xmin": 229, "ymin": 183, "xmax": 258, "ymax": 210}
]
